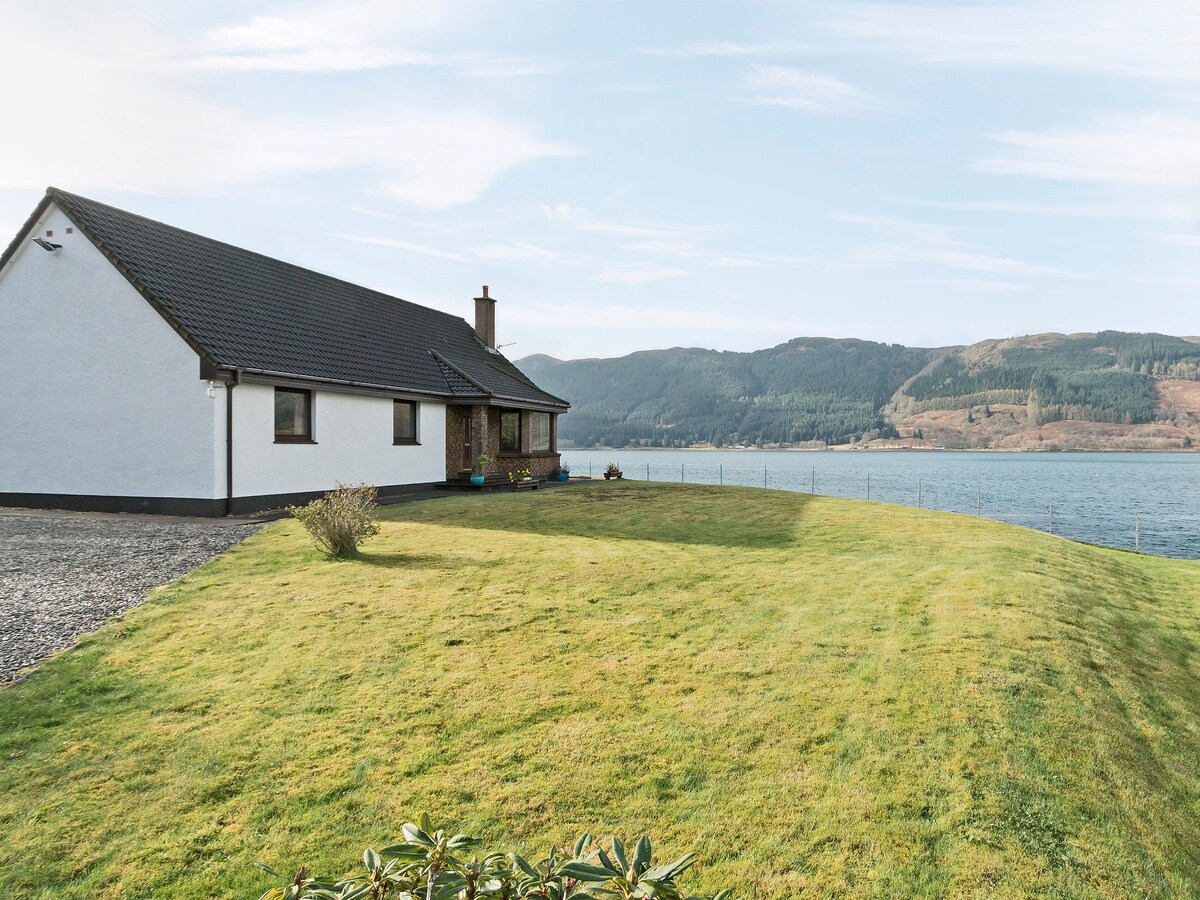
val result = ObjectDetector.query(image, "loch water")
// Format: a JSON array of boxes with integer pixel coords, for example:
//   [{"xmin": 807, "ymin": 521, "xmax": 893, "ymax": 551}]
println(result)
[{"xmin": 561, "ymin": 449, "xmax": 1200, "ymax": 560}]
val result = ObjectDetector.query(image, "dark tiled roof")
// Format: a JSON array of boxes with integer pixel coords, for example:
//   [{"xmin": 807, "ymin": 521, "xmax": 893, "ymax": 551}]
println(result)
[
  {"xmin": 14, "ymin": 188, "xmax": 567, "ymax": 408},
  {"xmin": 434, "ymin": 355, "xmax": 484, "ymax": 394}
]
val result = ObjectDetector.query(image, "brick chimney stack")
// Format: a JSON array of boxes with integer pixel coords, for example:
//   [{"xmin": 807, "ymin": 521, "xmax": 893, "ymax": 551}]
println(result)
[{"xmin": 474, "ymin": 284, "xmax": 496, "ymax": 349}]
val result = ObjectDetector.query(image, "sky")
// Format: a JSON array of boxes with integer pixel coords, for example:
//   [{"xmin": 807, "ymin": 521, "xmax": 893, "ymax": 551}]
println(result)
[{"xmin": 1, "ymin": 0, "xmax": 1199, "ymax": 360}]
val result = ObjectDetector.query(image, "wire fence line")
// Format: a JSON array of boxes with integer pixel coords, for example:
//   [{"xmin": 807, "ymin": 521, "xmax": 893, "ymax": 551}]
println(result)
[{"xmin": 572, "ymin": 460, "xmax": 1193, "ymax": 559}]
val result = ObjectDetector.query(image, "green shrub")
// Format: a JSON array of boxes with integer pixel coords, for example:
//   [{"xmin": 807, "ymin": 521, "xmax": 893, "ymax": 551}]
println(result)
[
  {"xmin": 287, "ymin": 482, "xmax": 381, "ymax": 557},
  {"xmin": 257, "ymin": 814, "xmax": 737, "ymax": 899}
]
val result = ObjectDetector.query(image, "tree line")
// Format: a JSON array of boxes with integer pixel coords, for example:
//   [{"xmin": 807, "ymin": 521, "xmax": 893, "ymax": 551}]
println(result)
[{"xmin": 518, "ymin": 332, "xmax": 1200, "ymax": 447}]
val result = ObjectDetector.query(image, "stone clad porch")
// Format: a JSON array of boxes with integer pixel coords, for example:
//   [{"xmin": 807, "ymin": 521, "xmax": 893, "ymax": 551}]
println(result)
[{"xmin": 443, "ymin": 404, "xmax": 562, "ymax": 484}]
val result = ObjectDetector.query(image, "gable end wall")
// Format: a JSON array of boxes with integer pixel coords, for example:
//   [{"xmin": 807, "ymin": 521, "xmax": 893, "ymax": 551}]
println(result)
[{"xmin": 0, "ymin": 204, "xmax": 219, "ymax": 501}]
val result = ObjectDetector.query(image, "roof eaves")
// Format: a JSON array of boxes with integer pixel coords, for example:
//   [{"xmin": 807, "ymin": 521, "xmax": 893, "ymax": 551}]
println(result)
[
  {"xmin": 223, "ymin": 366, "xmax": 461, "ymax": 399},
  {"xmin": 0, "ymin": 191, "xmax": 54, "ymax": 279},
  {"xmin": 488, "ymin": 393, "xmax": 570, "ymax": 410}
]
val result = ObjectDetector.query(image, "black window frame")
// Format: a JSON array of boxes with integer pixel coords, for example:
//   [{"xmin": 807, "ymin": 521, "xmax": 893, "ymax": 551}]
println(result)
[
  {"xmin": 393, "ymin": 399, "xmax": 419, "ymax": 445},
  {"xmin": 274, "ymin": 387, "xmax": 315, "ymax": 444},
  {"xmin": 499, "ymin": 409, "xmax": 521, "ymax": 453}
]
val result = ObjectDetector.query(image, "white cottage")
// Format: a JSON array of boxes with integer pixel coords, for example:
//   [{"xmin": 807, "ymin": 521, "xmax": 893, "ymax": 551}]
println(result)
[{"xmin": 0, "ymin": 188, "xmax": 568, "ymax": 516}]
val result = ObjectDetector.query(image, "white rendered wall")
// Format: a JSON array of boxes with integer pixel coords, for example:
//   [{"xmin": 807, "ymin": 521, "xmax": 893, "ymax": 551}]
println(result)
[
  {"xmin": 231, "ymin": 383, "xmax": 446, "ymax": 498},
  {"xmin": 0, "ymin": 205, "xmax": 219, "ymax": 499}
]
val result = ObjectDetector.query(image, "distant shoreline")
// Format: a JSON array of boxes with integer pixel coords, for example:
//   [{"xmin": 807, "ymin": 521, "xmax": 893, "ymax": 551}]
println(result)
[{"xmin": 563, "ymin": 445, "xmax": 1198, "ymax": 454}]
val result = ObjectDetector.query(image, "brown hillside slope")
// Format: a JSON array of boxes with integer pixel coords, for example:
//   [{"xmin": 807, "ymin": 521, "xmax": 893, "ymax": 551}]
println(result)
[{"xmin": 881, "ymin": 335, "xmax": 1200, "ymax": 451}]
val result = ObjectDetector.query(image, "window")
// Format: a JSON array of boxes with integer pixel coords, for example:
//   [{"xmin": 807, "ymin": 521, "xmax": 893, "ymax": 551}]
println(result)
[
  {"xmin": 499, "ymin": 410, "xmax": 521, "ymax": 452},
  {"xmin": 393, "ymin": 400, "xmax": 418, "ymax": 444},
  {"xmin": 531, "ymin": 412, "xmax": 551, "ymax": 452},
  {"xmin": 274, "ymin": 388, "xmax": 313, "ymax": 442}
]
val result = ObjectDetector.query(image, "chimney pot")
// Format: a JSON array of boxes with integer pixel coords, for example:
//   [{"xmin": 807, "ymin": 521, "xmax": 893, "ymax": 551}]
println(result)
[{"xmin": 482, "ymin": 284, "xmax": 489, "ymax": 298}]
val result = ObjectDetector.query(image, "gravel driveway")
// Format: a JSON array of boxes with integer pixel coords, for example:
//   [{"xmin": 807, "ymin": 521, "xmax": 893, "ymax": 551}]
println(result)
[{"xmin": 0, "ymin": 509, "xmax": 263, "ymax": 683}]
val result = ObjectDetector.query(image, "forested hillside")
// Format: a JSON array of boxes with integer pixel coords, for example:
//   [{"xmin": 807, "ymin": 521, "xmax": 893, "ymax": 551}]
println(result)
[
  {"xmin": 519, "ymin": 338, "xmax": 933, "ymax": 447},
  {"xmin": 902, "ymin": 332, "xmax": 1200, "ymax": 425},
  {"xmin": 518, "ymin": 332, "xmax": 1200, "ymax": 449}
]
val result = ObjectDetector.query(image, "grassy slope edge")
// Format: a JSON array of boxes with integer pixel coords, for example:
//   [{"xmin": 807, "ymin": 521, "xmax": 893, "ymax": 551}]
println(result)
[{"xmin": 1, "ymin": 482, "xmax": 1198, "ymax": 898}]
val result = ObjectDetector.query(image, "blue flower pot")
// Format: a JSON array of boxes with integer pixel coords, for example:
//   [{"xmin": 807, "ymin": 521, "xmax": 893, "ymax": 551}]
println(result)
[{"xmin": 470, "ymin": 474, "xmax": 485, "ymax": 486}]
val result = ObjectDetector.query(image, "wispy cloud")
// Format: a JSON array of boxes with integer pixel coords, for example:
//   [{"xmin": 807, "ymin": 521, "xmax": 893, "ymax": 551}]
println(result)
[
  {"xmin": 507, "ymin": 302, "xmax": 818, "ymax": 336},
  {"xmin": 887, "ymin": 195, "xmax": 1196, "ymax": 223},
  {"xmin": 0, "ymin": 9, "xmax": 576, "ymax": 209},
  {"xmin": 977, "ymin": 113, "xmax": 1200, "ymax": 187},
  {"xmin": 920, "ymin": 278, "xmax": 1031, "ymax": 293},
  {"xmin": 838, "ymin": 213, "xmax": 1081, "ymax": 278},
  {"xmin": 852, "ymin": 244, "xmax": 1077, "ymax": 278},
  {"xmin": 193, "ymin": 47, "xmax": 560, "ymax": 77},
  {"xmin": 1137, "ymin": 231, "xmax": 1200, "ymax": 248},
  {"xmin": 541, "ymin": 203, "xmax": 722, "ymax": 241},
  {"xmin": 625, "ymin": 238, "xmax": 829, "ymax": 270},
  {"xmin": 197, "ymin": 3, "xmax": 448, "ymax": 72},
  {"xmin": 826, "ymin": 0, "xmax": 1200, "ymax": 81},
  {"xmin": 1138, "ymin": 276, "xmax": 1200, "ymax": 288},
  {"xmin": 833, "ymin": 214, "xmax": 957, "ymax": 246},
  {"xmin": 193, "ymin": 45, "xmax": 438, "ymax": 73},
  {"xmin": 475, "ymin": 241, "xmax": 582, "ymax": 266},
  {"xmin": 597, "ymin": 266, "xmax": 691, "ymax": 285},
  {"xmin": 594, "ymin": 83, "xmax": 675, "ymax": 94},
  {"xmin": 192, "ymin": 1, "xmax": 559, "ymax": 76},
  {"xmin": 741, "ymin": 65, "xmax": 876, "ymax": 114},
  {"xmin": 639, "ymin": 41, "xmax": 803, "ymax": 58},
  {"xmin": 332, "ymin": 234, "xmax": 473, "ymax": 262}
]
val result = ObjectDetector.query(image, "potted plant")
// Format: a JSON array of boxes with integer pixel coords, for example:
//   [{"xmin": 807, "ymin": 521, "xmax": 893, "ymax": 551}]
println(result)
[
  {"xmin": 604, "ymin": 462, "xmax": 622, "ymax": 480},
  {"xmin": 508, "ymin": 467, "xmax": 534, "ymax": 491},
  {"xmin": 470, "ymin": 453, "xmax": 492, "ymax": 486},
  {"xmin": 552, "ymin": 464, "xmax": 571, "ymax": 483}
]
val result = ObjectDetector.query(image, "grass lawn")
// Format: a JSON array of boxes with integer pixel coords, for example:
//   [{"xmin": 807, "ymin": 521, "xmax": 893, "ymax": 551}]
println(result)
[{"xmin": 2, "ymin": 481, "xmax": 1200, "ymax": 898}]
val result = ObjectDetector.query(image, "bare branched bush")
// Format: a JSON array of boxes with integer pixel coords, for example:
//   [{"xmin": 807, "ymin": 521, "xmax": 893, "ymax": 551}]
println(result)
[{"xmin": 288, "ymin": 482, "xmax": 381, "ymax": 557}]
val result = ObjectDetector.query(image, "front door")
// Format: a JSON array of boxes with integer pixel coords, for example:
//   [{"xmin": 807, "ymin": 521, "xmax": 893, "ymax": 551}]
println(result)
[{"xmin": 461, "ymin": 412, "xmax": 473, "ymax": 470}]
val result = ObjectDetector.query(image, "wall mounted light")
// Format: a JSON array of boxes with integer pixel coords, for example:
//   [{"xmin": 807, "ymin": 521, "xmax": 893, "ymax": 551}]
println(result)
[{"xmin": 207, "ymin": 381, "xmax": 218, "ymax": 400}]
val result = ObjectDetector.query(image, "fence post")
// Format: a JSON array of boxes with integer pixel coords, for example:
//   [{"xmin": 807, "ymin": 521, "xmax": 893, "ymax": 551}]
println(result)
[
  {"xmin": 977, "ymin": 485, "xmax": 981, "ymax": 517},
  {"xmin": 918, "ymin": 476, "xmax": 922, "ymax": 509},
  {"xmin": 867, "ymin": 472, "xmax": 870, "ymax": 501},
  {"xmin": 1135, "ymin": 512, "xmax": 1140, "ymax": 553},
  {"xmin": 681, "ymin": 463, "xmax": 685, "ymax": 483},
  {"xmin": 720, "ymin": 463, "xmax": 723, "ymax": 486},
  {"xmin": 1048, "ymin": 497, "xmax": 1053, "ymax": 534},
  {"xmin": 646, "ymin": 462, "xmax": 650, "ymax": 481},
  {"xmin": 764, "ymin": 465, "xmax": 767, "ymax": 488},
  {"xmin": 589, "ymin": 462, "xmax": 593, "ymax": 477},
  {"xmin": 811, "ymin": 466, "xmax": 815, "ymax": 494}
]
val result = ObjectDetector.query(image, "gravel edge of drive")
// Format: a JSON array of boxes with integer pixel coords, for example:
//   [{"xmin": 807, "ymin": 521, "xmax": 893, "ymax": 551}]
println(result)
[{"xmin": 0, "ymin": 510, "xmax": 264, "ymax": 684}]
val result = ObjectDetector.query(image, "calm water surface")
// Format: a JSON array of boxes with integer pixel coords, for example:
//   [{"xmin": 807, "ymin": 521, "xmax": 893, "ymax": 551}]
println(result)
[{"xmin": 561, "ymin": 449, "xmax": 1200, "ymax": 560}]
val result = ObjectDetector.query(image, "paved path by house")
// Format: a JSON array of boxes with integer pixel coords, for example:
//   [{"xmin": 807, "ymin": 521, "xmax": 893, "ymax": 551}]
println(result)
[{"xmin": 0, "ymin": 508, "xmax": 263, "ymax": 684}]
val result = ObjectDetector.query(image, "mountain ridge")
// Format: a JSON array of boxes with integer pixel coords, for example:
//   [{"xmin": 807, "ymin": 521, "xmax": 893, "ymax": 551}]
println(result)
[{"xmin": 517, "ymin": 331, "xmax": 1200, "ymax": 450}]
